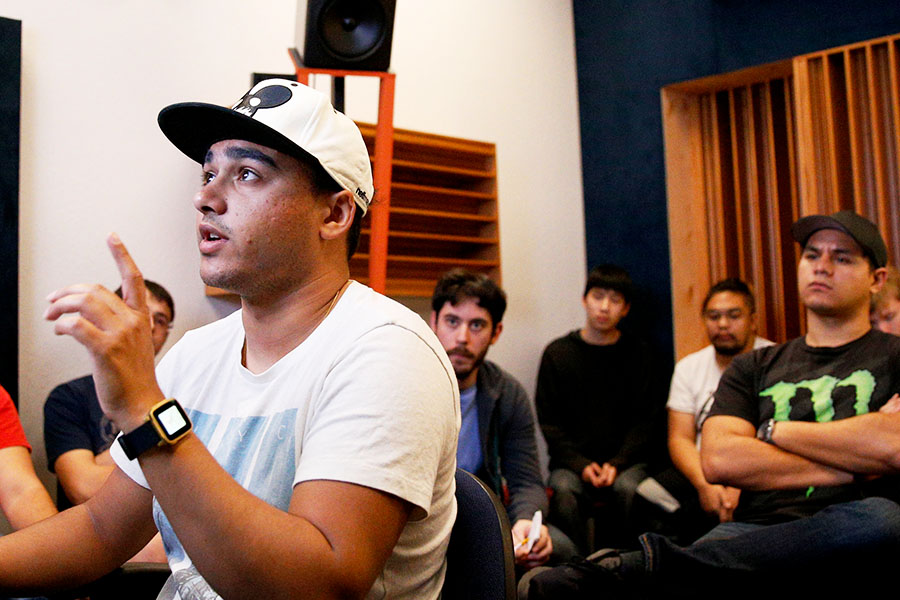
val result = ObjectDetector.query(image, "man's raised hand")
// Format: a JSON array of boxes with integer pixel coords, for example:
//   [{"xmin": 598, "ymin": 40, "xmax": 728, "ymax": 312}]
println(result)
[{"xmin": 44, "ymin": 233, "xmax": 164, "ymax": 432}]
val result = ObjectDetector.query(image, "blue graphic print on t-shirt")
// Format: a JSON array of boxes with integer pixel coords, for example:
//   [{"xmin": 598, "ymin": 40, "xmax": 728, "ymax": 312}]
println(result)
[{"xmin": 153, "ymin": 407, "xmax": 298, "ymax": 597}]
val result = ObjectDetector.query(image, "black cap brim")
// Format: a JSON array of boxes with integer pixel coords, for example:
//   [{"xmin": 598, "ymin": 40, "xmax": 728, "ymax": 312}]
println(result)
[
  {"xmin": 790, "ymin": 215, "xmax": 850, "ymax": 246},
  {"xmin": 791, "ymin": 212, "xmax": 888, "ymax": 268},
  {"xmin": 158, "ymin": 102, "xmax": 317, "ymax": 166}
]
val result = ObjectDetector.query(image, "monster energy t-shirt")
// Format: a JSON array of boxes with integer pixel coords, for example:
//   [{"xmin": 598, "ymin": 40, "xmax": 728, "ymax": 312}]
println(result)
[{"xmin": 708, "ymin": 329, "xmax": 900, "ymax": 524}]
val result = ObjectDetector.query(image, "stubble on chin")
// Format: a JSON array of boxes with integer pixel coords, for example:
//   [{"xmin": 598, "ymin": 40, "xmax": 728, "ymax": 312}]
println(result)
[{"xmin": 199, "ymin": 262, "xmax": 251, "ymax": 297}]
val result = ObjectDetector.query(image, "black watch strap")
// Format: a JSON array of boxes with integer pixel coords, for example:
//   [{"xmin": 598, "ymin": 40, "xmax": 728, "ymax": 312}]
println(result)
[
  {"xmin": 757, "ymin": 418, "xmax": 777, "ymax": 444},
  {"xmin": 118, "ymin": 398, "xmax": 192, "ymax": 460},
  {"xmin": 119, "ymin": 420, "xmax": 162, "ymax": 460}
]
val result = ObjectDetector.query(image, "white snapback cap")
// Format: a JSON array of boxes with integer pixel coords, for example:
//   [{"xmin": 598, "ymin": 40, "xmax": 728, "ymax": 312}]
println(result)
[{"xmin": 158, "ymin": 79, "xmax": 373, "ymax": 214}]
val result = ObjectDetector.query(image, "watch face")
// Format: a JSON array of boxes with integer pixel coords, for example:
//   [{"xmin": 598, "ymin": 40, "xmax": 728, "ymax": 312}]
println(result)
[{"xmin": 154, "ymin": 402, "xmax": 191, "ymax": 439}]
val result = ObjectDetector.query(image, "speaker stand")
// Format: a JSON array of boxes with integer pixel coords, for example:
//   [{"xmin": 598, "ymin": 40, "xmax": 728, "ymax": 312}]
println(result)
[
  {"xmin": 289, "ymin": 50, "xmax": 395, "ymax": 294},
  {"xmin": 332, "ymin": 77, "xmax": 346, "ymax": 113}
]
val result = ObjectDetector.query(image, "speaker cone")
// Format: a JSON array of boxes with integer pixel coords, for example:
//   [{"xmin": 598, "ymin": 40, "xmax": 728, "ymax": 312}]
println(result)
[{"xmin": 319, "ymin": 0, "xmax": 386, "ymax": 60}]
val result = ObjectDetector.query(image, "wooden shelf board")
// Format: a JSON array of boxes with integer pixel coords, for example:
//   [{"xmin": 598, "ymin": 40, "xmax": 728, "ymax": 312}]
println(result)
[
  {"xmin": 361, "ymin": 229, "xmax": 497, "ymax": 244},
  {"xmin": 353, "ymin": 254, "xmax": 499, "ymax": 267},
  {"xmin": 392, "ymin": 182, "xmax": 494, "ymax": 201},
  {"xmin": 391, "ymin": 158, "xmax": 496, "ymax": 179},
  {"xmin": 357, "ymin": 123, "xmax": 495, "ymax": 156},
  {"xmin": 349, "ymin": 276, "xmax": 441, "ymax": 298},
  {"xmin": 390, "ymin": 206, "xmax": 495, "ymax": 223}
]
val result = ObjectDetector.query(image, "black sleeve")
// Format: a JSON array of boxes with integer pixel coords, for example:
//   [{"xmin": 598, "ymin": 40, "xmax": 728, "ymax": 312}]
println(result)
[
  {"xmin": 535, "ymin": 344, "xmax": 591, "ymax": 474},
  {"xmin": 607, "ymin": 342, "xmax": 668, "ymax": 470},
  {"xmin": 707, "ymin": 352, "xmax": 760, "ymax": 426},
  {"xmin": 499, "ymin": 378, "xmax": 549, "ymax": 522},
  {"xmin": 43, "ymin": 382, "xmax": 94, "ymax": 471}
]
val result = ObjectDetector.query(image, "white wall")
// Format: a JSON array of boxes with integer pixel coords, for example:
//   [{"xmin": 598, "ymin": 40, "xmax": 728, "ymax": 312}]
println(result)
[{"xmin": 2, "ymin": 0, "xmax": 585, "ymax": 497}]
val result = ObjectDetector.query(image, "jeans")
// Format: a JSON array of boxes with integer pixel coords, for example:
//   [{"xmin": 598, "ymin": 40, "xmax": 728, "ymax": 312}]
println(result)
[
  {"xmin": 549, "ymin": 465, "xmax": 653, "ymax": 552},
  {"xmin": 625, "ymin": 497, "xmax": 900, "ymax": 594},
  {"xmin": 548, "ymin": 468, "xmax": 591, "ymax": 552},
  {"xmin": 547, "ymin": 523, "xmax": 580, "ymax": 564}
]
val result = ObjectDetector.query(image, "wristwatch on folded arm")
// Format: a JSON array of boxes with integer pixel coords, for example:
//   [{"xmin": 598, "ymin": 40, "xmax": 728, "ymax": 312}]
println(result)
[{"xmin": 118, "ymin": 398, "xmax": 193, "ymax": 460}]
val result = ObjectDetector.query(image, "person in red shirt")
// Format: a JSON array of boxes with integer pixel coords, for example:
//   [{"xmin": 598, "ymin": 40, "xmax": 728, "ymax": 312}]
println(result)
[{"xmin": 0, "ymin": 385, "xmax": 56, "ymax": 530}]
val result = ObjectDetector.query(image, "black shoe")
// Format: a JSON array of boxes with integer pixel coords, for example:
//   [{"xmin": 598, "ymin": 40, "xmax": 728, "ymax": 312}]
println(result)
[
  {"xmin": 585, "ymin": 548, "xmax": 624, "ymax": 571},
  {"xmin": 521, "ymin": 550, "xmax": 633, "ymax": 599}
]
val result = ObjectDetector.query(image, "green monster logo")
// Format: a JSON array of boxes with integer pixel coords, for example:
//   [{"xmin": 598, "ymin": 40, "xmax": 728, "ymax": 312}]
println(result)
[
  {"xmin": 761, "ymin": 370, "xmax": 875, "ymax": 498},
  {"xmin": 760, "ymin": 370, "xmax": 876, "ymax": 423}
]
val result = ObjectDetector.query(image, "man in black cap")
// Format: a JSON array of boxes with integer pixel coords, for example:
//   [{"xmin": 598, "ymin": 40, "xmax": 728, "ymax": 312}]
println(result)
[
  {"xmin": 0, "ymin": 80, "xmax": 458, "ymax": 600},
  {"xmin": 525, "ymin": 210, "xmax": 900, "ymax": 597}
]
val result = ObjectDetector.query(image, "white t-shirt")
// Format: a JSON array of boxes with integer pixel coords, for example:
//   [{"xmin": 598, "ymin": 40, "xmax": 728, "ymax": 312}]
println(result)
[
  {"xmin": 112, "ymin": 282, "xmax": 460, "ymax": 600},
  {"xmin": 666, "ymin": 337, "xmax": 773, "ymax": 446}
]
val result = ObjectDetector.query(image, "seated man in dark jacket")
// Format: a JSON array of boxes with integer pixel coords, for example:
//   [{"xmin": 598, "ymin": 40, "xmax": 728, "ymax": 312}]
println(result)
[{"xmin": 430, "ymin": 269, "xmax": 576, "ymax": 569}]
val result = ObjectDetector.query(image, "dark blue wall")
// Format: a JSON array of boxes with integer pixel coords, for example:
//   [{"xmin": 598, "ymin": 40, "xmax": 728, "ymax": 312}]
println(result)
[{"xmin": 573, "ymin": 0, "xmax": 900, "ymax": 369}]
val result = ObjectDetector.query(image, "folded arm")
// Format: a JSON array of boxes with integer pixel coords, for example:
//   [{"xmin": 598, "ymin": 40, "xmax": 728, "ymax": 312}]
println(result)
[
  {"xmin": 701, "ymin": 415, "xmax": 853, "ymax": 490},
  {"xmin": 770, "ymin": 409, "xmax": 900, "ymax": 474}
]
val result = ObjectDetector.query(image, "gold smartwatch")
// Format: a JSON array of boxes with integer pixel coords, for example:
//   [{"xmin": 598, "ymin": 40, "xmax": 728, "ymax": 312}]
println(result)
[{"xmin": 118, "ymin": 398, "xmax": 193, "ymax": 460}]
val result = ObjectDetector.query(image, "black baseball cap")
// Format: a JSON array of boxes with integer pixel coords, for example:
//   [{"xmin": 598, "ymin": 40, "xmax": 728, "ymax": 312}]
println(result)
[{"xmin": 791, "ymin": 210, "xmax": 888, "ymax": 268}]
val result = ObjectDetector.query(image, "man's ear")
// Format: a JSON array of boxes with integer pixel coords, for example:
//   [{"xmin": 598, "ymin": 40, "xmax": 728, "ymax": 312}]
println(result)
[
  {"xmin": 490, "ymin": 321, "xmax": 503, "ymax": 345},
  {"xmin": 429, "ymin": 311, "xmax": 438, "ymax": 331},
  {"xmin": 871, "ymin": 267, "xmax": 888, "ymax": 295},
  {"xmin": 320, "ymin": 190, "xmax": 356, "ymax": 241}
]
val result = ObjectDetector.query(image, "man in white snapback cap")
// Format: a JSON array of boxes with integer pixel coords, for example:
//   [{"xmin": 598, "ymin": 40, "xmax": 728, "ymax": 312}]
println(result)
[{"xmin": 8, "ymin": 80, "xmax": 459, "ymax": 600}]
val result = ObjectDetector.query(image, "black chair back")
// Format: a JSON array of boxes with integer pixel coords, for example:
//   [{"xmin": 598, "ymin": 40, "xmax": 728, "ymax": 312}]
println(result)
[{"xmin": 443, "ymin": 468, "xmax": 516, "ymax": 600}]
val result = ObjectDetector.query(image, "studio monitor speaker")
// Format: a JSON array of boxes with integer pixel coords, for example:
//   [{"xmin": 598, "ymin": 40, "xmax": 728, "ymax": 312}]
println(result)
[{"xmin": 296, "ymin": 0, "xmax": 396, "ymax": 71}]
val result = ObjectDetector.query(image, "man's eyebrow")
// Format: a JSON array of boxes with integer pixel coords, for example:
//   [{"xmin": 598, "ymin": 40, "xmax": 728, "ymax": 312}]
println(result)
[
  {"xmin": 202, "ymin": 146, "xmax": 279, "ymax": 169},
  {"xmin": 226, "ymin": 146, "xmax": 279, "ymax": 169},
  {"xmin": 804, "ymin": 242, "xmax": 861, "ymax": 256}
]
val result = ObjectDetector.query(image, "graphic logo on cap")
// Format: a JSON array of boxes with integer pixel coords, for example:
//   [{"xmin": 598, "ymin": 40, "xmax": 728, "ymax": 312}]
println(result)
[{"xmin": 232, "ymin": 85, "xmax": 292, "ymax": 118}]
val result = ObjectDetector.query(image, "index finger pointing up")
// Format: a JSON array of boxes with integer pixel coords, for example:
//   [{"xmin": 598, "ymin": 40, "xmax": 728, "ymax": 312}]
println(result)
[{"xmin": 107, "ymin": 232, "xmax": 148, "ymax": 312}]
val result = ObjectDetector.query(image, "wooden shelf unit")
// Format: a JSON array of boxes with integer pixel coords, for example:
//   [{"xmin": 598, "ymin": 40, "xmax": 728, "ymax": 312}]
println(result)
[{"xmin": 352, "ymin": 123, "xmax": 500, "ymax": 297}]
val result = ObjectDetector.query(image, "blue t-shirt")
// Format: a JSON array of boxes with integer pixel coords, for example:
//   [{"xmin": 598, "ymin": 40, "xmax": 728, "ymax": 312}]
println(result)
[{"xmin": 456, "ymin": 385, "xmax": 482, "ymax": 473}]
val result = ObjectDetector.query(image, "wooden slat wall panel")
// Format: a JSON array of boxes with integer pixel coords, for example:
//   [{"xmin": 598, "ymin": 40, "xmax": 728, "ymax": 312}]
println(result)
[
  {"xmin": 716, "ymin": 91, "xmax": 740, "ymax": 277},
  {"xmin": 885, "ymin": 40, "xmax": 900, "ymax": 255},
  {"xmin": 794, "ymin": 32, "xmax": 900, "ymax": 267},
  {"xmin": 775, "ymin": 78, "xmax": 804, "ymax": 338},
  {"xmin": 730, "ymin": 88, "xmax": 749, "ymax": 279},
  {"xmin": 846, "ymin": 49, "xmax": 869, "ymax": 209},
  {"xmin": 828, "ymin": 53, "xmax": 855, "ymax": 209},
  {"xmin": 867, "ymin": 44, "xmax": 891, "ymax": 238},
  {"xmin": 701, "ymin": 94, "xmax": 727, "ymax": 279},
  {"xmin": 666, "ymin": 33, "xmax": 900, "ymax": 360},
  {"xmin": 663, "ymin": 60, "xmax": 797, "ymax": 357},
  {"xmin": 662, "ymin": 88, "xmax": 714, "ymax": 355}
]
